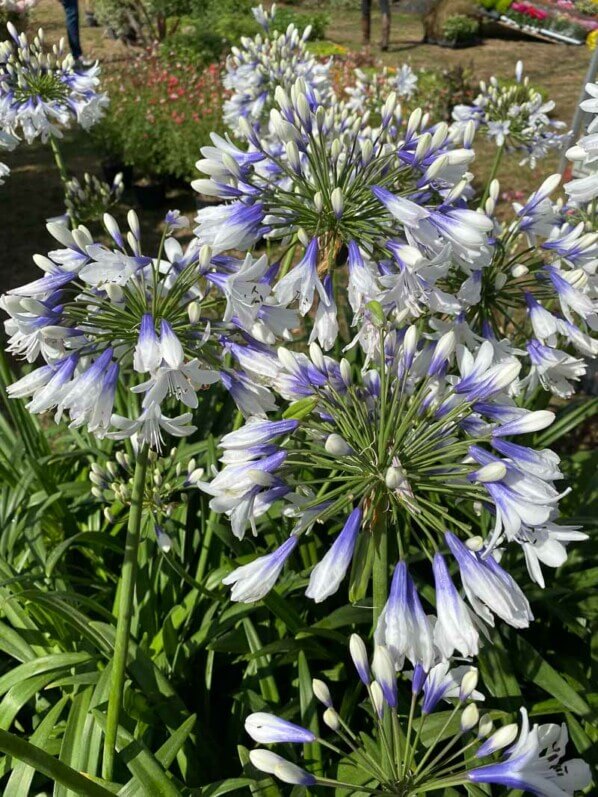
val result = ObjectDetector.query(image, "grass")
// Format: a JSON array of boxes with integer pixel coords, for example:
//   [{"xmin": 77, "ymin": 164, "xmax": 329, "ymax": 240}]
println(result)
[{"xmin": 0, "ymin": 0, "xmax": 592, "ymax": 293}]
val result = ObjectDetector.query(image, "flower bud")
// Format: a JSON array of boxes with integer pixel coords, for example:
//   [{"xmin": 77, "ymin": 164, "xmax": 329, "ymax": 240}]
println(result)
[
  {"xmin": 465, "ymin": 535, "xmax": 484, "ymax": 551},
  {"xmin": 511, "ymin": 263, "xmax": 529, "ymax": 278},
  {"xmin": 476, "ymin": 723, "xmax": 518, "ymax": 757},
  {"xmin": 478, "ymin": 715, "xmax": 494, "ymax": 738},
  {"xmin": 471, "ymin": 461, "xmax": 507, "ymax": 483},
  {"xmin": 370, "ymin": 681, "xmax": 384, "ymax": 717},
  {"xmin": 331, "ymin": 187, "xmax": 343, "ymax": 219},
  {"xmin": 325, "ymin": 434, "xmax": 353, "ymax": 457},
  {"xmin": 460, "ymin": 668, "xmax": 479, "ymax": 700},
  {"xmin": 323, "ymin": 707, "xmax": 340, "ymax": 731},
  {"xmin": 461, "ymin": 703, "xmax": 479, "ymax": 732},
  {"xmin": 105, "ymin": 284, "xmax": 123, "ymax": 303},
  {"xmin": 340, "ymin": 358, "xmax": 352, "ymax": 386},
  {"xmin": 372, "ymin": 646, "xmax": 397, "ymax": 708},
  {"xmin": 349, "ymin": 634, "xmax": 370, "ymax": 685},
  {"xmin": 312, "ymin": 678, "xmax": 332, "ymax": 707},
  {"xmin": 199, "ymin": 245, "xmax": 212, "ymax": 269},
  {"xmin": 494, "ymin": 273, "xmax": 507, "ymax": 291},
  {"xmin": 188, "ymin": 301, "xmax": 201, "ymax": 324}
]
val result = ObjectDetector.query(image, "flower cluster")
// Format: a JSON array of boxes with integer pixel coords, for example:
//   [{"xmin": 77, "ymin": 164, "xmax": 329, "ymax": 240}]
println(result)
[
  {"xmin": 194, "ymin": 79, "xmax": 479, "ymax": 341},
  {"xmin": 222, "ymin": 7, "xmax": 332, "ymax": 137},
  {"xmin": 64, "ymin": 171, "xmax": 124, "ymax": 225},
  {"xmin": 90, "ymin": 445, "xmax": 204, "ymax": 548},
  {"xmin": 564, "ymin": 79, "xmax": 598, "ymax": 204},
  {"xmin": 452, "ymin": 61, "xmax": 565, "ymax": 167},
  {"xmin": 0, "ymin": 23, "xmax": 107, "ymax": 144},
  {"xmin": 246, "ymin": 636, "xmax": 591, "ymax": 795},
  {"xmin": 0, "ymin": 210, "xmax": 297, "ymax": 448},
  {"xmin": 203, "ymin": 327, "xmax": 582, "ymax": 645},
  {"xmin": 344, "ymin": 64, "xmax": 419, "ymax": 116}
]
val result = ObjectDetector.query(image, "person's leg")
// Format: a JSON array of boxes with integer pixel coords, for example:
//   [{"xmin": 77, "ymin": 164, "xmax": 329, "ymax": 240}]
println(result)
[
  {"xmin": 61, "ymin": 0, "xmax": 83, "ymax": 60},
  {"xmin": 380, "ymin": 0, "xmax": 391, "ymax": 50},
  {"xmin": 361, "ymin": 0, "xmax": 372, "ymax": 48}
]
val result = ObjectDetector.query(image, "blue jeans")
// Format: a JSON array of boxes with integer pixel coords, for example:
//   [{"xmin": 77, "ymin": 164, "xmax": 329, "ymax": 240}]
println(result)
[
  {"xmin": 61, "ymin": 0, "xmax": 82, "ymax": 59},
  {"xmin": 361, "ymin": 0, "xmax": 391, "ymax": 14}
]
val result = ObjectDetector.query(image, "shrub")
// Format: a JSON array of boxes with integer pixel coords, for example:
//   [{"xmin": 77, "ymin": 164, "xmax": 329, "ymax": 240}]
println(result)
[
  {"xmin": 94, "ymin": 52, "xmax": 223, "ymax": 181},
  {"xmin": 443, "ymin": 13, "xmax": 480, "ymax": 40},
  {"xmin": 271, "ymin": 8, "xmax": 330, "ymax": 40}
]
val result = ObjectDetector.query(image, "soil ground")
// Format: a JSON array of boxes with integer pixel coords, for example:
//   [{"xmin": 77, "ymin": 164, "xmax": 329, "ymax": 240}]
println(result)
[{"xmin": 0, "ymin": 0, "xmax": 593, "ymax": 293}]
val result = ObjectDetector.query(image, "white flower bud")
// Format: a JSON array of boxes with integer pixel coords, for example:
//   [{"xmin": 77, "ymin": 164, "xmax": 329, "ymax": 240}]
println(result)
[
  {"xmin": 313, "ymin": 192, "xmax": 323, "ymax": 213},
  {"xmin": 323, "ymin": 707, "xmax": 340, "ymax": 731},
  {"xmin": 297, "ymin": 227, "xmax": 310, "ymax": 247},
  {"xmin": 480, "ymin": 723, "xmax": 518, "ymax": 755},
  {"xmin": 325, "ymin": 433, "xmax": 353, "ymax": 457},
  {"xmin": 460, "ymin": 668, "xmax": 479, "ymax": 700},
  {"xmin": 312, "ymin": 678, "xmax": 332, "ymax": 707},
  {"xmin": 331, "ymin": 187, "xmax": 343, "ymax": 218},
  {"xmin": 466, "ymin": 536, "xmax": 485, "ymax": 553},
  {"xmin": 494, "ymin": 273, "xmax": 507, "ymax": 291},
  {"xmin": 285, "ymin": 141, "xmax": 301, "ymax": 172},
  {"xmin": 489, "ymin": 179, "xmax": 500, "ymax": 201},
  {"xmin": 463, "ymin": 119, "xmax": 476, "ymax": 148},
  {"xmin": 461, "ymin": 703, "xmax": 479, "ymax": 732},
  {"xmin": 340, "ymin": 358, "xmax": 352, "ymax": 386},
  {"xmin": 103, "ymin": 213, "xmax": 121, "ymax": 243},
  {"xmin": 349, "ymin": 634, "xmax": 370, "ymax": 684},
  {"xmin": 472, "ymin": 462, "xmax": 507, "ymax": 483},
  {"xmin": 309, "ymin": 341, "xmax": 325, "ymax": 371},
  {"xmin": 199, "ymin": 244, "xmax": 212, "ymax": 269},
  {"xmin": 406, "ymin": 107, "xmax": 422, "ymax": 137},
  {"xmin": 425, "ymin": 154, "xmax": 449, "ymax": 181},
  {"xmin": 370, "ymin": 681, "xmax": 384, "ymax": 717},
  {"xmin": 478, "ymin": 715, "xmax": 494, "ymax": 737},
  {"xmin": 188, "ymin": 301, "xmax": 201, "ymax": 324},
  {"xmin": 105, "ymin": 284, "xmax": 123, "ymax": 303},
  {"xmin": 511, "ymin": 263, "xmax": 529, "ymax": 278},
  {"xmin": 485, "ymin": 197, "xmax": 495, "ymax": 217},
  {"xmin": 127, "ymin": 209, "xmax": 140, "ymax": 240}
]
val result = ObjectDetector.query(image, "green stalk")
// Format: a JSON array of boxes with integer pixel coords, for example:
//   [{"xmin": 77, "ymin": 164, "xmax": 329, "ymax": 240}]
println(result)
[
  {"xmin": 372, "ymin": 505, "xmax": 388, "ymax": 630},
  {"xmin": 102, "ymin": 443, "xmax": 149, "ymax": 780},
  {"xmin": 49, "ymin": 135, "xmax": 78, "ymax": 226},
  {"xmin": 479, "ymin": 143, "xmax": 505, "ymax": 209}
]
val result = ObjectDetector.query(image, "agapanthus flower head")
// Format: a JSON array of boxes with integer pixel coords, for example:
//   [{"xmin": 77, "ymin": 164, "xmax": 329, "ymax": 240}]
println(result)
[
  {"xmin": 203, "ymin": 325, "xmax": 578, "ymax": 649},
  {"xmin": 0, "ymin": 22, "xmax": 108, "ymax": 143},
  {"xmin": 345, "ymin": 64, "xmax": 419, "ymax": 117},
  {"xmin": 246, "ymin": 637, "xmax": 590, "ymax": 795},
  {"xmin": 195, "ymin": 78, "xmax": 480, "ymax": 334},
  {"xmin": 89, "ymin": 445, "xmax": 204, "ymax": 535},
  {"xmin": 451, "ymin": 62, "xmax": 565, "ymax": 168},
  {"xmin": 222, "ymin": 10, "xmax": 331, "ymax": 137},
  {"xmin": 64, "ymin": 171, "xmax": 124, "ymax": 224},
  {"xmin": 447, "ymin": 167, "xmax": 597, "ymax": 397},
  {"xmin": 1, "ymin": 210, "xmax": 291, "ymax": 448}
]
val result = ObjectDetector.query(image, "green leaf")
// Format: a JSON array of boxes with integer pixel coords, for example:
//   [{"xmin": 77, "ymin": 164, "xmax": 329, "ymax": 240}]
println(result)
[
  {"xmin": 4, "ymin": 696, "xmax": 69, "ymax": 797},
  {"xmin": 92, "ymin": 711, "xmax": 182, "ymax": 796},
  {"xmin": 55, "ymin": 687, "xmax": 94, "ymax": 797},
  {"xmin": 514, "ymin": 637, "xmax": 591, "ymax": 717},
  {"xmin": 0, "ymin": 728, "xmax": 117, "ymax": 797}
]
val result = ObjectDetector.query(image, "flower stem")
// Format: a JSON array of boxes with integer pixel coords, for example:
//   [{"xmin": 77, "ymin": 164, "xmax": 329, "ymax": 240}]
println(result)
[
  {"xmin": 372, "ymin": 506, "xmax": 388, "ymax": 631},
  {"xmin": 479, "ymin": 143, "xmax": 505, "ymax": 209},
  {"xmin": 49, "ymin": 135, "xmax": 78, "ymax": 226},
  {"xmin": 102, "ymin": 443, "xmax": 149, "ymax": 780}
]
